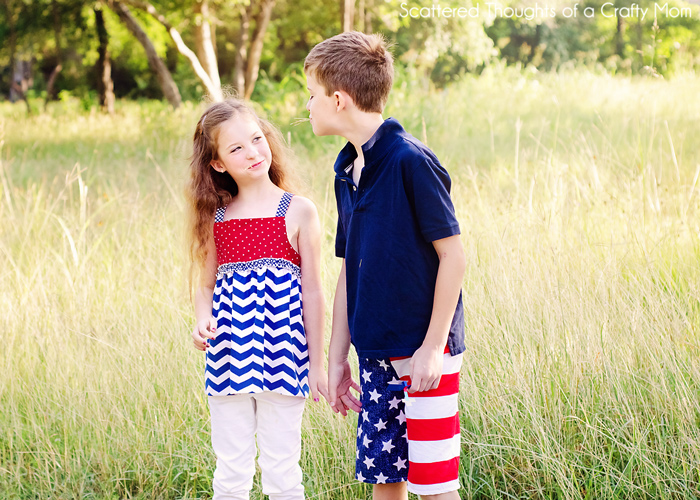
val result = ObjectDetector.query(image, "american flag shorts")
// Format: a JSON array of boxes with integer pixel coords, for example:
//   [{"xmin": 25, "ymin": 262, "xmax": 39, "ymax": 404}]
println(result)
[{"xmin": 355, "ymin": 349, "xmax": 463, "ymax": 495}]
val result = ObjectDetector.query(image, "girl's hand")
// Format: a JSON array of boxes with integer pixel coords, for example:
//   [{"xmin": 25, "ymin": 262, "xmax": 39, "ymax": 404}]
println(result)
[
  {"xmin": 308, "ymin": 364, "xmax": 329, "ymax": 403},
  {"xmin": 192, "ymin": 317, "xmax": 217, "ymax": 351},
  {"xmin": 328, "ymin": 359, "xmax": 362, "ymax": 416}
]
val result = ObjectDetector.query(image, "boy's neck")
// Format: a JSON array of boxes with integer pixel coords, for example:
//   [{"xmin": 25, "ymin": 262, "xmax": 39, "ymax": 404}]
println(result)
[
  {"xmin": 343, "ymin": 112, "xmax": 384, "ymax": 184},
  {"xmin": 345, "ymin": 113, "xmax": 384, "ymax": 156}
]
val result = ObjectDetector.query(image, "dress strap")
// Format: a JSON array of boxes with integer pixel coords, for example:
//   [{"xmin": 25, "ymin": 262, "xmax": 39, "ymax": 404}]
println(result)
[
  {"xmin": 214, "ymin": 206, "xmax": 227, "ymax": 223},
  {"xmin": 275, "ymin": 192, "xmax": 294, "ymax": 217}
]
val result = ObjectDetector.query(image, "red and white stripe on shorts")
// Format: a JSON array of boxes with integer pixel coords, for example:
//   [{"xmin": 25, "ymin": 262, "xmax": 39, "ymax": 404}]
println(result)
[{"xmin": 389, "ymin": 347, "xmax": 463, "ymax": 496}]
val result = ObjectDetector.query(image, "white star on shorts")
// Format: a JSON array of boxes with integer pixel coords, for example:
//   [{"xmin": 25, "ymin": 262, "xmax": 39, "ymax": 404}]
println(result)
[
  {"xmin": 363, "ymin": 435, "xmax": 373, "ymax": 448},
  {"xmin": 357, "ymin": 471, "xmax": 366, "ymax": 481},
  {"xmin": 362, "ymin": 410, "xmax": 370, "ymax": 422},
  {"xmin": 388, "ymin": 396, "xmax": 401, "ymax": 410},
  {"xmin": 396, "ymin": 410, "xmax": 406, "ymax": 425},
  {"xmin": 382, "ymin": 440, "xmax": 395, "ymax": 453},
  {"xmin": 378, "ymin": 359, "xmax": 389, "ymax": 370},
  {"xmin": 363, "ymin": 456, "xmax": 375, "ymax": 469},
  {"xmin": 394, "ymin": 457, "xmax": 407, "ymax": 471},
  {"xmin": 375, "ymin": 472, "xmax": 388, "ymax": 483},
  {"xmin": 357, "ymin": 426, "xmax": 363, "ymax": 438},
  {"xmin": 374, "ymin": 419, "xmax": 387, "ymax": 431},
  {"xmin": 362, "ymin": 369, "xmax": 372, "ymax": 383},
  {"xmin": 369, "ymin": 389, "xmax": 382, "ymax": 403}
]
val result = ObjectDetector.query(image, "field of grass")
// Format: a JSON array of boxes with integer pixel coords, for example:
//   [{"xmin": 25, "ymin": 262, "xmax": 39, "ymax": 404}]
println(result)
[{"xmin": 1, "ymin": 68, "xmax": 700, "ymax": 499}]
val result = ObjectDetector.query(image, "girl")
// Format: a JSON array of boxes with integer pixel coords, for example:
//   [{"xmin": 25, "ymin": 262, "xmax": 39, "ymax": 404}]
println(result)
[{"xmin": 187, "ymin": 99, "xmax": 328, "ymax": 500}]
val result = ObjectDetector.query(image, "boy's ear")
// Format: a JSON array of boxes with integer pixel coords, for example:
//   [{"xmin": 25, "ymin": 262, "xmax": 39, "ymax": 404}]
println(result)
[{"xmin": 334, "ymin": 90, "xmax": 352, "ymax": 112}]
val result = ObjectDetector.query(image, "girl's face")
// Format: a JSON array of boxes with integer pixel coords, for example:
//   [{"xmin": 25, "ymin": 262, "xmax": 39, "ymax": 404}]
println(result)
[{"xmin": 210, "ymin": 115, "xmax": 273, "ymax": 184}]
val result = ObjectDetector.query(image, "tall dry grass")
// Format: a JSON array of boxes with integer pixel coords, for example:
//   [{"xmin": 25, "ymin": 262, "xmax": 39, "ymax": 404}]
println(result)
[{"xmin": 1, "ymin": 69, "xmax": 699, "ymax": 499}]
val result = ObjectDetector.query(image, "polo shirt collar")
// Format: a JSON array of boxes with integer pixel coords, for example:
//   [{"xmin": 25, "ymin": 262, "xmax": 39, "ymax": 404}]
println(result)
[{"xmin": 334, "ymin": 117, "xmax": 405, "ymax": 177}]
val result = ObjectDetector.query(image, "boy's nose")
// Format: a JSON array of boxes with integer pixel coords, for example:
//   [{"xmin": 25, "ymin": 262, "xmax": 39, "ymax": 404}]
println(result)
[{"xmin": 305, "ymin": 99, "xmax": 311, "ymax": 111}]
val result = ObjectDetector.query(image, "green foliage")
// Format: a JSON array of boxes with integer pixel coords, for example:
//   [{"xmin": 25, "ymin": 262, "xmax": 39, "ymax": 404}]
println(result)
[
  {"xmin": 382, "ymin": 0, "xmax": 497, "ymax": 85},
  {"xmin": 2, "ymin": 0, "xmax": 700, "ymax": 106},
  {"xmin": 487, "ymin": 0, "xmax": 700, "ymax": 75}
]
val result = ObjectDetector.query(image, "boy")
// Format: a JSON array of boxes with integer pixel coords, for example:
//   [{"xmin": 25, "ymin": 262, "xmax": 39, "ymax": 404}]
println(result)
[{"xmin": 305, "ymin": 31, "xmax": 467, "ymax": 500}]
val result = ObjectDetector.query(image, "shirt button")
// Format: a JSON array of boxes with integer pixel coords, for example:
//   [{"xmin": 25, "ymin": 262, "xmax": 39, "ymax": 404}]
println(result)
[{"xmin": 352, "ymin": 186, "xmax": 357, "ymax": 191}]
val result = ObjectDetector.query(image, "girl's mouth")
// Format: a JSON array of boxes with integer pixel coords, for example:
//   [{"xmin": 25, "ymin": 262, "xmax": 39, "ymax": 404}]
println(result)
[{"xmin": 249, "ymin": 160, "xmax": 264, "ymax": 169}]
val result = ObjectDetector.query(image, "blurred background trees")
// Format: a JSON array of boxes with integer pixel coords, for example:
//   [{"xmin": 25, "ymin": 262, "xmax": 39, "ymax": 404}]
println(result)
[{"xmin": 0, "ymin": 0, "xmax": 698, "ymax": 109}]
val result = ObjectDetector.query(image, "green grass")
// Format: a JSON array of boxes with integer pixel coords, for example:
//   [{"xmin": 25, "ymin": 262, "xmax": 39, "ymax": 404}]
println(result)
[{"xmin": 1, "ymin": 68, "xmax": 700, "ymax": 499}]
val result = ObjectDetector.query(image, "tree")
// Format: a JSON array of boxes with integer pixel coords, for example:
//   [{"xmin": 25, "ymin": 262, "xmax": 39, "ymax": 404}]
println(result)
[
  {"xmin": 243, "ymin": 0, "xmax": 275, "ymax": 99},
  {"xmin": 341, "ymin": 0, "xmax": 353, "ymax": 32},
  {"xmin": 120, "ymin": 0, "xmax": 222, "ymax": 101},
  {"xmin": 110, "ymin": 1, "xmax": 182, "ymax": 107},
  {"xmin": 44, "ymin": 0, "xmax": 63, "ymax": 105},
  {"xmin": 95, "ymin": 2, "xmax": 115, "ymax": 113},
  {"xmin": 194, "ymin": 0, "xmax": 220, "ymax": 93}
]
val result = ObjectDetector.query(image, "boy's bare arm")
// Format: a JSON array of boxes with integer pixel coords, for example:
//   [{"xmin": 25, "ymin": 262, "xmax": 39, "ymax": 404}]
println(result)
[
  {"xmin": 327, "ymin": 260, "xmax": 362, "ymax": 414},
  {"xmin": 408, "ymin": 234, "xmax": 466, "ymax": 393}
]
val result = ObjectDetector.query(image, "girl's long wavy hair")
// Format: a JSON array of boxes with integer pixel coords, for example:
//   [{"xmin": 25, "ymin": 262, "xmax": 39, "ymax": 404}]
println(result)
[{"xmin": 186, "ymin": 99, "xmax": 296, "ymax": 287}]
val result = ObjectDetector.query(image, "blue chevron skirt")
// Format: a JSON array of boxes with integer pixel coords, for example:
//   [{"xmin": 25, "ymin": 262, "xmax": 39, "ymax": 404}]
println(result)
[{"xmin": 205, "ymin": 260, "xmax": 309, "ymax": 398}]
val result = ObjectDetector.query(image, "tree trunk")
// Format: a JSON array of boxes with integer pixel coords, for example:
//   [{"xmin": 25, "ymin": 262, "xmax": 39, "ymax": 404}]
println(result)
[
  {"xmin": 233, "ymin": 2, "xmax": 252, "ymax": 97},
  {"xmin": 45, "ymin": 65, "xmax": 62, "ymax": 102},
  {"xmin": 244, "ymin": 0, "xmax": 274, "ymax": 100},
  {"xmin": 616, "ymin": 15, "xmax": 626, "ymax": 58},
  {"xmin": 357, "ymin": 0, "xmax": 364, "ymax": 32},
  {"xmin": 342, "ymin": 0, "xmax": 354, "ymax": 32},
  {"xmin": 122, "ymin": 0, "xmax": 222, "ymax": 101},
  {"xmin": 95, "ymin": 4, "xmax": 115, "ymax": 114},
  {"xmin": 194, "ymin": 0, "xmax": 220, "ymax": 91},
  {"xmin": 111, "ymin": 1, "xmax": 181, "ymax": 108},
  {"xmin": 365, "ymin": 0, "xmax": 372, "ymax": 33},
  {"xmin": 45, "ymin": 0, "xmax": 63, "ymax": 107},
  {"xmin": 636, "ymin": 15, "xmax": 643, "ymax": 69},
  {"xmin": 4, "ymin": 0, "xmax": 18, "ymax": 100},
  {"xmin": 12, "ymin": 59, "xmax": 32, "ymax": 113}
]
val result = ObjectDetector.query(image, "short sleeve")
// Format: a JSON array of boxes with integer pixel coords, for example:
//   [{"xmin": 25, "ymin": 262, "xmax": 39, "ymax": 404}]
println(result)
[
  {"xmin": 334, "ymin": 180, "xmax": 347, "ymax": 258},
  {"xmin": 335, "ymin": 216, "xmax": 347, "ymax": 258},
  {"xmin": 403, "ymin": 155, "xmax": 460, "ymax": 242}
]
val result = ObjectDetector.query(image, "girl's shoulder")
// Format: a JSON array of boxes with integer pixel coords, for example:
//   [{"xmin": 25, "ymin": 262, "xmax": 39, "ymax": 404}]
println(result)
[
  {"xmin": 286, "ymin": 194, "xmax": 318, "ymax": 218},
  {"xmin": 285, "ymin": 194, "xmax": 320, "ymax": 232}
]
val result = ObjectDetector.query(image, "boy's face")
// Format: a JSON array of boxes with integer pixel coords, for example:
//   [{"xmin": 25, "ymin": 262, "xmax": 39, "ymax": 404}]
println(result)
[{"xmin": 305, "ymin": 71, "xmax": 339, "ymax": 136}]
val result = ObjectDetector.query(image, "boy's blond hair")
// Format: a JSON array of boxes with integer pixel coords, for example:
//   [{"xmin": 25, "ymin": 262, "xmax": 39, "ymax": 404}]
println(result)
[{"xmin": 304, "ymin": 31, "xmax": 394, "ymax": 114}]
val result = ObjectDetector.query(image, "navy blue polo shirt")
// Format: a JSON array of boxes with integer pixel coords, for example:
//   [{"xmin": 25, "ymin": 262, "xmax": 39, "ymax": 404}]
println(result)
[{"xmin": 334, "ymin": 118, "xmax": 466, "ymax": 358}]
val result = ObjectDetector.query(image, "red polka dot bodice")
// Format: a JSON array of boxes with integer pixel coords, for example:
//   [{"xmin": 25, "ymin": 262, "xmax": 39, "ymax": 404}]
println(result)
[
  {"xmin": 213, "ymin": 193, "xmax": 301, "ymax": 268},
  {"xmin": 214, "ymin": 217, "xmax": 301, "ymax": 267}
]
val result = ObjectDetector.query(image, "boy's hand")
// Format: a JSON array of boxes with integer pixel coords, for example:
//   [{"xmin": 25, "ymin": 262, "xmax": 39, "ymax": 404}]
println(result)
[
  {"xmin": 308, "ymin": 364, "xmax": 330, "ymax": 403},
  {"xmin": 192, "ymin": 317, "xmax": 216, "ymax": 351},
  {"xmin": 408, "ymin": 344, "xmax": 444, "ymax": 393},
  {"xmin": 328, "ymin": 359, "xmax": 362, "ymax": 416}
]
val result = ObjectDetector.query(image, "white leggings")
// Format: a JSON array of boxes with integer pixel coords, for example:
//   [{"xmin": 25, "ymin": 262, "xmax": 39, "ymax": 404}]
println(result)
[{"xmin": 208, "ymin": 392, "xmax": 306, "ymax": 500}]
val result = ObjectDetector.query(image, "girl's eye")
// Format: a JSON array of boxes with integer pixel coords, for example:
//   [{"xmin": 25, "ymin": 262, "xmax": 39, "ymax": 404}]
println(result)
[
  {"xmin": 253, "ymin": 136, "xmax": 262, "ymax": 142},
  {"xmin": 231, "ymin": 146, "xmax": 240, "ymax": 153}
]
